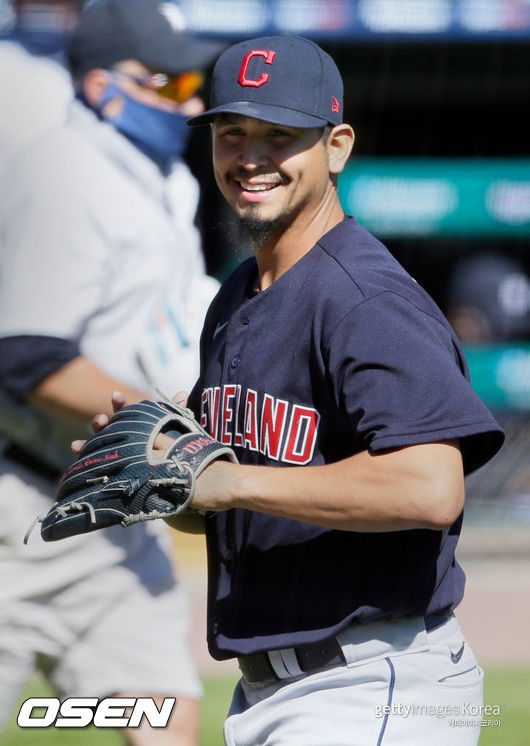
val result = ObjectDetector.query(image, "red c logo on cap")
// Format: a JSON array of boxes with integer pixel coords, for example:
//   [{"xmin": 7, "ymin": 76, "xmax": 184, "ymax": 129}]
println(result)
[{"xmin": 238, "ymin": 50, "xmax": 276, "ymax": 88}]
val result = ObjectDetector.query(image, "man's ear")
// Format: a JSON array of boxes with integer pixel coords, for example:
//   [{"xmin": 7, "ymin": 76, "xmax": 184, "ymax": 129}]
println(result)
[
  {"xmin": 82, "ymin": 69, "xmax": 112, "ymax": 109},
  {"xmin": 327, "ymin": 124, "xmax": 355, "ymax": 175}
]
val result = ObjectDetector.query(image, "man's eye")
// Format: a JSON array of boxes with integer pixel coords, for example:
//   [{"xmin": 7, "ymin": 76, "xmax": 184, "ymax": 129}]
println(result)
[{"xmin": 270, "ymin": 130, "xmax": 290, "ymax": 138}]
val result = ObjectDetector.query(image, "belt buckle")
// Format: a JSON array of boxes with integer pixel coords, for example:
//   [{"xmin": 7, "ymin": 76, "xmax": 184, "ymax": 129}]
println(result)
[
  {"xmin": 239, "ymin": 636, "xmax": 347, "ymax": 685},
  {"xmin": 267, "ymin": 648, "xmax": 305, "ymax": 680}
]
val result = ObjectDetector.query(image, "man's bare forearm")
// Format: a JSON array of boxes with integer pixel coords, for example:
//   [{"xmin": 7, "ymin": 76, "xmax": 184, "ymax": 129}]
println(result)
[{"xmin": 192, "ymin": 440, "xmax": 464, "ymax": 532}]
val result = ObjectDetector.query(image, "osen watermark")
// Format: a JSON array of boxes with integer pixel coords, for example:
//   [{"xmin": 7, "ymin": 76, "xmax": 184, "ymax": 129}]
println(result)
[{"xmin": 17, "ymin": 697, "xmax": 176, "ymax": 728}]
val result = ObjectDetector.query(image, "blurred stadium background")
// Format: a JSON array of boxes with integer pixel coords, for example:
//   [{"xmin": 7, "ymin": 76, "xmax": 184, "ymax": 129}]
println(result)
[{"xmin": 2, "ymin": 1, "xmax": 529, "ymax": 743}]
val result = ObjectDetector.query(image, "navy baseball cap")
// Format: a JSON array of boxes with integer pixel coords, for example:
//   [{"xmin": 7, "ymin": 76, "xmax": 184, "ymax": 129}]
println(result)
[
  {"xmin": 187, "ymin": 34, "xmax": 343, "ymax": 128},
  {"xmin": 68, "ymin": 0, "xmax": 224, "ymax": 77}
]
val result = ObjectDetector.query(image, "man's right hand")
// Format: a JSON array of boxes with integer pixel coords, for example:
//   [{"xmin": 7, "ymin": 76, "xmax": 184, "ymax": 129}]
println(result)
[{"xmin": 71, "ymin": 390, "xmax": 189, "ymax": 454}]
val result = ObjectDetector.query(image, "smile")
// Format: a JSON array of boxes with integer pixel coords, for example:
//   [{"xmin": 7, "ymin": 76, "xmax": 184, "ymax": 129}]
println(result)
[
  {"xmin": 235, "ymin": 179, "xmax": 283, "ymax": 202},
  {"xmin": 239, "ymin": 182, "xmax": 278, "ymax": 192}
]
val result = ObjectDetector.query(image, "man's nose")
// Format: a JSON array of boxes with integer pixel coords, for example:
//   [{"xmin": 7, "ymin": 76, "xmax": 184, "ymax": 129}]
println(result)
[{"xmin": 237, "ymin": 137, "xmax": 270, "ymax": 169}]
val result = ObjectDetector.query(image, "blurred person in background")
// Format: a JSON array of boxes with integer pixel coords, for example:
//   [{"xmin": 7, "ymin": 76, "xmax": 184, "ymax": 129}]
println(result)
[
  {"xmin": 445, "ymin": 252, "xmax": 530, "ymax": 515},
  {"xmin": 0, "ymin": 0, "xmax": 222, "ymax": 743},
  {"xmin": 0, "ymin": 0, "xmax": 81, "ymax": 161},
  {"xmin": 446, "ymin": 252, "xmax": 530, "ymax": 344}
]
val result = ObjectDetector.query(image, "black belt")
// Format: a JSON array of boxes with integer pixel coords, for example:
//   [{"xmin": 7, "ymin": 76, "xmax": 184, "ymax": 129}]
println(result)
[
  {"xmin": 238, "ymin": 637, "xmax": 346, "ymax": 684},
  {"xmin": 238, "ymin": 613, "xmax": 451, "ymax": 685},
  {"xmin": 3, "ymin": 443, "xmax": 62, "ymax": 483}
]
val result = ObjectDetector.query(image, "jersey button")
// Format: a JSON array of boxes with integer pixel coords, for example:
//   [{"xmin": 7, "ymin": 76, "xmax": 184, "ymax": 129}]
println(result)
[
  {"xmin": 241, "ymin": 317, "xmax": 249, "ymax": 326},
  {"xmin": 230, "ymin": 354, "xmax": 240, "ymax": 369},
  {"xmin": 212, "ymin": 622, "xmax": 219, "ymax": 635}
]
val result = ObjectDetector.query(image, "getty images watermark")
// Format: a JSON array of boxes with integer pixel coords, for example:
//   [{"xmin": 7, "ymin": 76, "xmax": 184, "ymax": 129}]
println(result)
[
  {"xmin": 17, "ymin": 697, "xmax": 176, "ymax": 728},
  {"xmin": 375, "ymin": 702, "xmax": 502, "ymax": 728}
]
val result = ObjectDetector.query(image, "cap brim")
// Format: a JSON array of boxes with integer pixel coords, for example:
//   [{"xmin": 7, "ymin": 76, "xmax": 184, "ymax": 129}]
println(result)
[
  {"xmin": 187, "ymin": 100, "xmax": 329, "ymax": 128},
  {"xmin": 142, "ymin": 35, "xmax": 225, "ymax": 76}
]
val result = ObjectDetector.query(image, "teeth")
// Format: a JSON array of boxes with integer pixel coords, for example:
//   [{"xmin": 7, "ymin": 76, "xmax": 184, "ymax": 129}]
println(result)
[{"xmin": 240, "ymin": 183, "xmax": 276, "ymax": 192}]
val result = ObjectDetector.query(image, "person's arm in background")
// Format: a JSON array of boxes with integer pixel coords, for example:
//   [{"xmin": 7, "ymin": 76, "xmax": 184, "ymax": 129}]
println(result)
[
  {"xmin": 0, "ymin": 335, "xmax": 148, "ymax": 421},
  {"xmin": 29, "ymin": 354, "xmax": 146, "ymax": 420}
]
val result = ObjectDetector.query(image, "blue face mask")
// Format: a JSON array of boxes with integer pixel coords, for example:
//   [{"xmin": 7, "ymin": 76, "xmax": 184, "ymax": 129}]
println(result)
[
  {"xmin": 98, "ymin": 82, "xmax": 191, "ymax": 166},
  {"xmin": 10, "ymin": 28, "xmax": 70, "ymax": 58}
]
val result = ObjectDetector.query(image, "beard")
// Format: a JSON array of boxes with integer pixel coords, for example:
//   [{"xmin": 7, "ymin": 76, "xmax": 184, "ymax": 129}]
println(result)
[
  {"xmin": 239, "ymin": 213, "xmax": 282, "ymax": 249},
  {"xmin": 238, "ymin": 198, "xmax": 307, "ymax": 250}
]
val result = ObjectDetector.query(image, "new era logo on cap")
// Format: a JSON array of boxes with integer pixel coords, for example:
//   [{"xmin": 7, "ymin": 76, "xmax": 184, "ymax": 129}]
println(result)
[{"xmin": 187, "ymin": 34, "xmax": 343, "ymax": 129}]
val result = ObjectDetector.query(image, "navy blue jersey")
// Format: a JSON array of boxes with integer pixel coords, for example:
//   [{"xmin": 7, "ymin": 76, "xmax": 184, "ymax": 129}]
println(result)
[{"xmin": 189, "ymin": 216, "xmax": 504, "ymax": 660}]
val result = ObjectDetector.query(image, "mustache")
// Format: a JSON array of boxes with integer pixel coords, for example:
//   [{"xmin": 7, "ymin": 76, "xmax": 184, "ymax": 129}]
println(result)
[{"xmin": 229, "ymin": 169, "xmax": 287, "ymax": 185}]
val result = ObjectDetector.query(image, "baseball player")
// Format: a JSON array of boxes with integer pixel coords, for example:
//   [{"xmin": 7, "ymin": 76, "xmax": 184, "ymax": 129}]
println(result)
[
  {"xmin": 0, "ymin": 1, "xmax": 222, "ymax": 743},
  {"xmin": 65, "ymin": 34, "xmax": 504, "ymax": 746}
]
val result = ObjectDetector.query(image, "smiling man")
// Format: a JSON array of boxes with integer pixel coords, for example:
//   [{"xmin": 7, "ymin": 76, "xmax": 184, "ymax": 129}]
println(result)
[
  {"xmin": 58, "ymin": 34, "xmax": 504, "ymax": 746},
  {"xmin": 182, "ymin": 35, "xmax": 504, "ymax": 746}
]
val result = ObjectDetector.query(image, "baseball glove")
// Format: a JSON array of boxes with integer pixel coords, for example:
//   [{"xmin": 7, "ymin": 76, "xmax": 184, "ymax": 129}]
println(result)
[{"xmin": 28, "ymin": 397, "xmax": 237, "ymax": 543}]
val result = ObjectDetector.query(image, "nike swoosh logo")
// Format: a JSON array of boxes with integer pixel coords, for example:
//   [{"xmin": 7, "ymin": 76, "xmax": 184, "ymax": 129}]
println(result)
[
  {"xmin": 451, "ymin": 642, "xmax": 465, "ymax": 664},
  {"xmin": 213, "ymin": 320, "xmax": 229, "ymax": 339}
]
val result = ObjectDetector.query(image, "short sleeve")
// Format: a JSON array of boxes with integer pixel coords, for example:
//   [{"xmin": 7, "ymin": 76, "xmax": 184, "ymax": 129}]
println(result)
[
  {"xmin": 327, "ymin": 291, "xmax": 504, "ymax": 474},
  {"xmin": 0, "ymin": 335, "xmax": 80, "ymax": 401}
]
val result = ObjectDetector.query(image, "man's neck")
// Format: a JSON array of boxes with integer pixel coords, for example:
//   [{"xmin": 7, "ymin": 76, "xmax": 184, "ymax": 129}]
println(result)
[{"xmin": 255, "ymin": 195, "xmax": 344, "ymax": 291}]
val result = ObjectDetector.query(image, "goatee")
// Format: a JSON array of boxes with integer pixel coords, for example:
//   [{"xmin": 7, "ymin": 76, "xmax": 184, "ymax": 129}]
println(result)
[
  {"xmin": 239, "ymin": 214, "xmax": 281, "ymax": 249},
  {"xmin": 239, "ymin": 208, "xmax": 298, "ymax": 250}
]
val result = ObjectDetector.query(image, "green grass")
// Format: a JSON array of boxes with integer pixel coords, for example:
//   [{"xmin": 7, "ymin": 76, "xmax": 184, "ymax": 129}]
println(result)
[
  {"xmin": 3, "ymin": 667, "xmax": 529, "ymax": 745},
  {"xmin": 198, "ymin": 676, "xmax": 238, "ymax": 746},
  {"xmin": 479, "ymin": 667, "xmax": 530, "ymax": 745}
]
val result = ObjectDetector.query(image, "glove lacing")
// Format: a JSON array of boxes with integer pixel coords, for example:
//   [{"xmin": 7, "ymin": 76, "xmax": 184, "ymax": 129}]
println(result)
[{"xmin": 24, "ymin": 457, "xmax": 191, "ymax": 543}]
